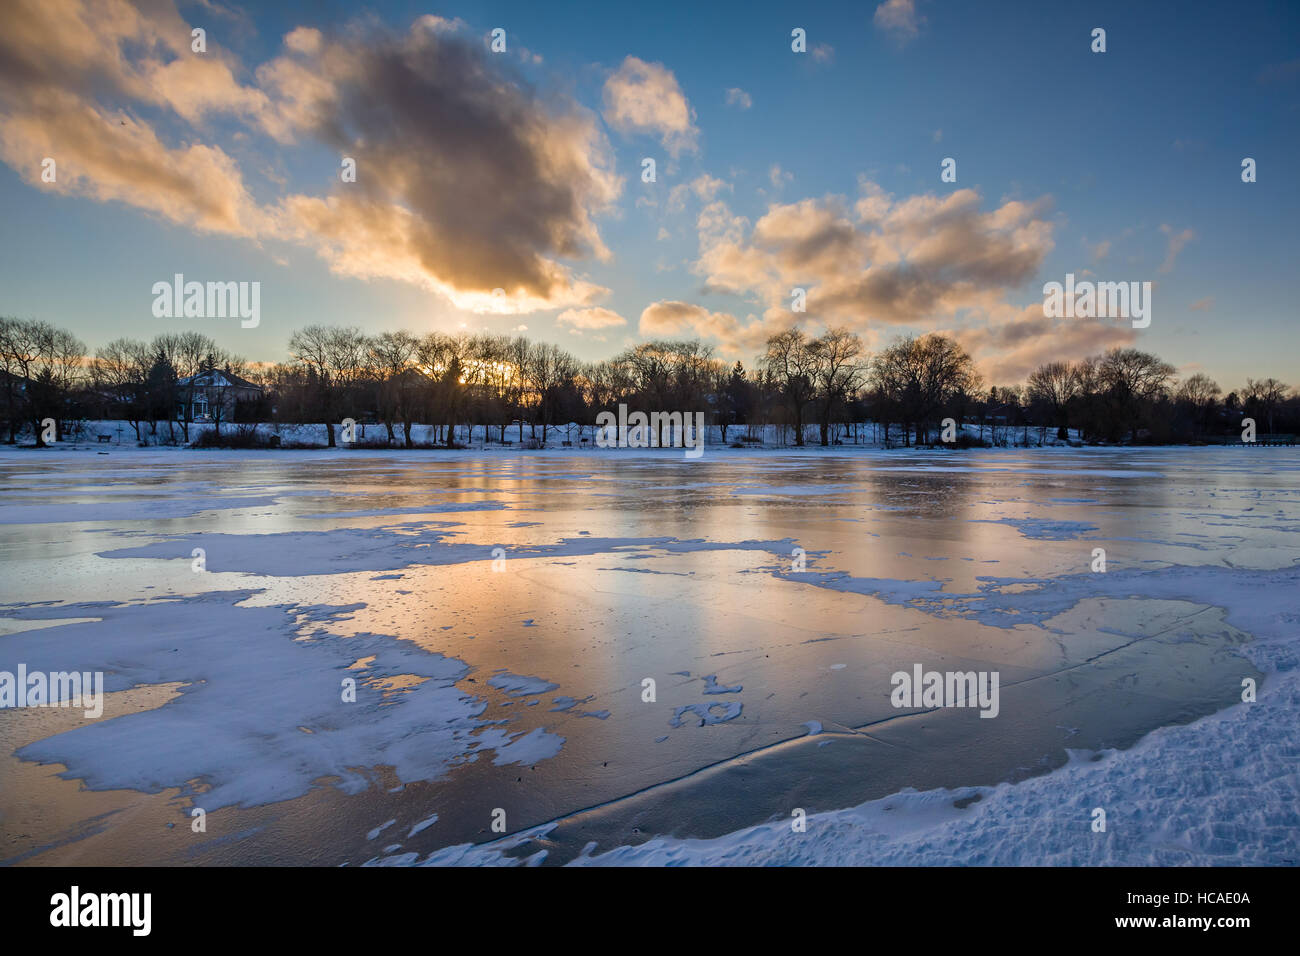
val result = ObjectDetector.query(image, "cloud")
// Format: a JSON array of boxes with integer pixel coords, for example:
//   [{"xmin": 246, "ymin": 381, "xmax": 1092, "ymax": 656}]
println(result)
[
  {"xmin": 557, "ymin": 307, "xmax": 627, "ymax": 330},
  {"xmin": 1189, "ymin": 296, "xmax": 1214, "ymax": 311},
  {"xmin": 0, "ymin": 0, "xmax": 284, "ymax": 134},
  {"xmin": 0, "ymin": 89, "xmax": 264, "ymax": 236},
  {"xmin": 602, "ymin": 56, "xmax": 698, "ymax": 156},
  {"xmin": 724, "ymin": 87, "xmax": 752, "ymax": 110},
  {"xmin": 769, "ymin": 164, "xmax": 794, "ymax": 189},
  {"xmin": 639, "ymin": 300, "xmax": 778, "ymax": 351},
  {"xmin": 267, "ymin": 22, "xmax": 623, "ymax": 311},
  {"xmin": 948, "ymin": 305, "xmax": 1138, "ymax": 384},
  {"xmin": 874, "ymin": 0, "xmax": 924, "ymax": 43},
  {"xmin": 1159, "ymin": 224, "xmax": 1196, "ymax": 273},
  {"xmin": 1090, "ymin": 239, "xmax": 1111, "ymax": 262},
  {"xmin": 0, "ymin": 0, "xmax": 273, "ymax": 235},
  {"xmin": 0, "ymin": 2, "xmax": 624, "ymax": 314},
  {"xmin": 811, "ymin": 43, "xmax": 835, "ymax": 64},
  {"xmin": 191, "ymin": 0, "xmax": 257, "ymax": 37},
  {"xmin": 689, "ymin": 174, "xmax": 730, "ymax": 201},
  {"xmin": 692, "ymin": 182, "xmax": 1055, "ymax": 344},
  {"xmin": 667, "ymin": 174, "xmax": 731, "ymax": 213}
]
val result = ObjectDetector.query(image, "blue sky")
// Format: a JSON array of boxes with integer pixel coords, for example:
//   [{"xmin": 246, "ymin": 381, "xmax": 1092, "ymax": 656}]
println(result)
[{"xmin": 1, "ymin": 0, "xmax": 1296, "ymax": 387}]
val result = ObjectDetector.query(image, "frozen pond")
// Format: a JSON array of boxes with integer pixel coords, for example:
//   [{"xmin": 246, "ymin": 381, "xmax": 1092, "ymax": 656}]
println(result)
[{"xmin": 1, "ymin": 445, "xmax": 1298, "ymax": 865}]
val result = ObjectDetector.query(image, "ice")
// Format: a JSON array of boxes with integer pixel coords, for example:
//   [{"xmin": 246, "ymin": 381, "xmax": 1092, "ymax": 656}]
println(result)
[
  {"xmin": 488, "ymin": 672, "xmax": 559, "ymax": 697},
  {"xmin": 367, "ymin": 820, "xmax": 396, "ymax": 840},
  {"xmin": 4, "ymin": 444, "xmax": 1298, "ymax": 866},
  {"xmin": 973, "ymin": 518, "xmax": 1100, "ymax": 540},
  {"xmin": 408, "ymin": 813, "xmax": 439, "ymax": 837},
  {"xmin": 670, "ymin": 702, "xmax": 744, "ymax": 727},
  {"xmin": 701, "ymin": 675, "xmax": 743, "ymax": 694},
  {"xmin": 486, "ymin": 727, "xmax": 565, "ymax": 766}
]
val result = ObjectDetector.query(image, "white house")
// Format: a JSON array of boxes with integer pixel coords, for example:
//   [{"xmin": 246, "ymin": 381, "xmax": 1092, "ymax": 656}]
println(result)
[{"xmin": 176, "ymin": 369, "xmax": 263, "ymax": 422}]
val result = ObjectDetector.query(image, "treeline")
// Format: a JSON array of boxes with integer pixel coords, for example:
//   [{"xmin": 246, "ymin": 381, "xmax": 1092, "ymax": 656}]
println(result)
[
  {"xmin": 0, "ymin": 320, "xmax": 262, "ymax": 444},
  {"xmin": 2, "ymin": 315, "xmax": 1296, "ymax": 448}
]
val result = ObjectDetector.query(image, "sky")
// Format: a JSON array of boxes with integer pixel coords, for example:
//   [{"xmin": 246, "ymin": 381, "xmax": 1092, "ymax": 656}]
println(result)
[{"xmin": 0, "ymin": 0, "xmax": 1296, "ymax": 387}]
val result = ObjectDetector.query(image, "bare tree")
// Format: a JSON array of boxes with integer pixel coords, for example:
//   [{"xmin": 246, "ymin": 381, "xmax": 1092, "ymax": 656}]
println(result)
[
  {"xmin": 1096, "ymin": 348, "xmax": 1175, "ymax": 442},
  {"xmin": 1027, "ymin": 361, "xmax": 1083, "ymax": 439},
  {"xmin": 809, "ymin": 327, "xmax": 867, "ymax": 446},
  {"xmin": 287, "ymin": 326, "xmax": 367, "ymax": 445},
  {"xmin": 368, "ymin": 330, "xmax": 420, "ymax": 446},
  {"xmin": 91, "ymin": 338, "xmax": 151, "ymax": 440},
  {"xmin": 0, "ymin": 319, "xmax": 87, "ymax": 445},
  {"xmin": 1175, "ymin": 373, "xmax": 1222, "ymax": 435},
  {"xmin": 1243, "ymin": 377, "xmax": 1289, "ymax": 434},
  {"xmin": 528, "ymin": 341, "xmax": 578, "ymax": 444},
  {"xmin": 871, "ymin": 334, "xmax": 979, "ymax": 445},
  {"xmin": 760, "ymin": 328, "xmax": 817, "ymax": 446}
]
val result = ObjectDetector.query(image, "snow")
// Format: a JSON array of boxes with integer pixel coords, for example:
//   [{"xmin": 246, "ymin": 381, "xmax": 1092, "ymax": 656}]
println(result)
[
  {"xmin": 671, "ymin": 702, "xmax": 744, "ymax": 727},
  {"xmin": 367, "ymin": 819, "xmax": 396, "ymax": 840},
  {"xmin": 408, "ymin": 814, "xmax": 439, "ymax": 837},
  {"xmin": 96, "ymin": 529, "xmax": 796, "ymax": 578},
  {"xmin": 701, "ymin": 675, "xmax": 743, "ymax": 694},
  {"xmin": 484, "ymin": 726, "xmax": 565, "ymax": 766},
  {"xmin": 488, "ymin": 672, "xmax": 559, "ymax": 697},
  {"xmin": 23, "ymin": 419, "xmax": 1085, "ymax": 453},
  {"xmin": 972, "ymin": 517, "xmax": 1100, "ymax": 540},
  {"xmin": 1, "ymin": 593, "xmax": 549, "ymax": 811}
]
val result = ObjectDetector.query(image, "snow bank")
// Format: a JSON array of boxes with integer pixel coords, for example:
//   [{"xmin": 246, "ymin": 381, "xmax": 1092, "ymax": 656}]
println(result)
[{"xmin": 25, "ymin": 419, "xmax": 1085, "ymax": 451}]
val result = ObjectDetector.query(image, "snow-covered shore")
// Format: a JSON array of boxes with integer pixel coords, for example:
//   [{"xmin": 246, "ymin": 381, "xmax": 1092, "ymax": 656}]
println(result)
[{"xmin": 19, "ymin": 419, "xmax": 1086, "ymax": 452}]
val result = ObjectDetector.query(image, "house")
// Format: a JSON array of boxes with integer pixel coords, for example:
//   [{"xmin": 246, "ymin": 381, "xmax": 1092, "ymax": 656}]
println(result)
[{"xmin": 176, "ymin": 369, "xmax": 263, "ymax": 422}]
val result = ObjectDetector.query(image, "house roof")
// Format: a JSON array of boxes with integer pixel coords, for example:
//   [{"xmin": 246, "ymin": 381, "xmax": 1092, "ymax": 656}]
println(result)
[{"xmin": 178, "ymin": 369, "xmax": 262, "ymax": 391}]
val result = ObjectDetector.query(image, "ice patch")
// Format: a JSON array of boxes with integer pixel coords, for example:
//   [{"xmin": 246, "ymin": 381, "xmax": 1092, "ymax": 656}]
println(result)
[
  {"xmin": 408, "ymin": 814, "xmax": 439, "ymax": 837},
  {"xmin": 487, "ymin": 727, "xmax": 566, "ymax": 766},
  {"xmin": 973, "ymin": 517, "xmax": 1099, "ymax": 540},
  {"xmin": 488, "ymin": 672, "xmax": 559, "ymax": 698},
  {"xmin": 367, "ymin": 819, "xmax": 396, "ymax": 840},
  {"xmin": 701, "ymin": 675, "xmax": 742, "ymax": 694},
  {"xmin": 670, "ymin": 702, "xmax": 743, "ymax": 727}
]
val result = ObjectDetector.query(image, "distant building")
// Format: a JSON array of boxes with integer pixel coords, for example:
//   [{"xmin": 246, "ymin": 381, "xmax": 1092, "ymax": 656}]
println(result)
[
  {"xmin": 0, "ymin": 368, "xmax": 30, "ymax": 397},
  {"xmin": 176, "ymin": 369, "xmax": 263, "ymax": 422}
]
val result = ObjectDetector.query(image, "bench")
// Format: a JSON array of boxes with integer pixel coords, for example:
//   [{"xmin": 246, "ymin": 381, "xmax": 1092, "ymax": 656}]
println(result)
[{"xmin": 97, "ymin": 435, "xmax": 112, "ymax": 443}]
